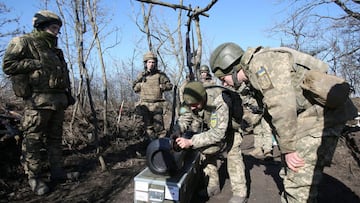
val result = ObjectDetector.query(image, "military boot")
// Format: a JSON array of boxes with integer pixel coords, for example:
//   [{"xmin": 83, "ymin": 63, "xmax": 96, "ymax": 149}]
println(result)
[
  {"xmin": 248, "ymin": 147, "xmax": 264, "ymax": 157},
  {"xmin": 28, "ymin": 178, "xmax": 49, "ymax": 196},
  {"xmin": 228, "ymin": 195, "xmax": 248, "ymax": 203}
]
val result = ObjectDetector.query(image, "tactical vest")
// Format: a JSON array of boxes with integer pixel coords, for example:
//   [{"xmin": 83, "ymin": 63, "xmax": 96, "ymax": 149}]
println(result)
[
  {"xmin": 204, "ymin": 85, "xmax": 243, "ymax": 131},
  {"xmin": 140, "ymin": 73, "xmax": 162, "ymax": 102},
  {"xmin": 9, "ymin": 33, "xmax": 70, "ymax": 97},
  {"xmin": 30, "ymin": 36, "xmax": 70, "ymax": 92}
]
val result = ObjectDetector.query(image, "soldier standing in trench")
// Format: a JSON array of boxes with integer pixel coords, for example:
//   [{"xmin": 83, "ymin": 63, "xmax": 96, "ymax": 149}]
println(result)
[
  {"xmin": 2, "ymin": 10, "xmax": 78, "ymax": 195},
  {"xmin": 133, "ymin": 52, "xmax": 173, "ymax": 140}
]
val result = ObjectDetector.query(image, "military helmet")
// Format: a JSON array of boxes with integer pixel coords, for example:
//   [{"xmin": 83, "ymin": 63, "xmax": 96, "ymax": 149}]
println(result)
[
  {"xmin": 183, "ymin": 81, "xmax": 206, "ymax": 105},
  {"xmin": 210, "ymin": 42, "xmax": 244, "ymax": 78},
  {"xmin": 33, "ymin": 10, "xmax": 62, "ymax": 28},
  {"xmin": 143, "ymin": 51, "xmax": 158, "ymax": 62},
  {"xmin": 200, "ymin": 65, "xmax": 210, "ymax": 73}
]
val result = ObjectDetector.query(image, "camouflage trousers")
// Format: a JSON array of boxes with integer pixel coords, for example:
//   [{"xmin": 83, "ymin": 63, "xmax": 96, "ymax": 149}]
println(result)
[
  {"xmin": 136, "ymin": 101, "xmax": 166, "ymax": 139},
  {"xmin": 201, "ymin": 154, "xmax": 220, "ymax": 197},
  {"xmin": 199, "ymin": 131, "xmax": 247, "ymax": 197},
  {"xmin": 227, "ymin": 131, "xmax": 247, "ymax": 197},
  {"xmin": 20, "ymin": 109, "xmax": 65, "ymax": 179},
  {"xmin": 253, "ymin": 117, "xmax": 273, "ymax": 152},
  {"xmin": 280, "ymin": 108, "xmax": 343, "ymax": 203}
]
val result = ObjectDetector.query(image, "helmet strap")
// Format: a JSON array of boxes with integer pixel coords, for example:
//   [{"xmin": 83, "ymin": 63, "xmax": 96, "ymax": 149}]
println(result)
[{"xmin": 232, "ymin": 67, "xmax": 241, "ymax": 90}]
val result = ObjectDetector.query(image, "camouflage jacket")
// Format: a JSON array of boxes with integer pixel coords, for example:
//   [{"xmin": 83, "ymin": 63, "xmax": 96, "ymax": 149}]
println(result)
[
  {"xmin": 240, "ymin": 46, "xmax": 327, "ymax": 153},
  {"xmin": 178, "ymin": 86, "xmax": 242, "ymax": 150},
  {"xmin": 3, "ymin": 30, "xmax": 71, "ymax": 110},
  {"xmin": 133, "ymin": 70, "xmax": 173, "ymax": 102}
]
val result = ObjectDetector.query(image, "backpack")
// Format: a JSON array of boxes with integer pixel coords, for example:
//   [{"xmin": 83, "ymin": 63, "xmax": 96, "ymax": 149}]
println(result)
[
  {"xmin": 271, "ymin": 47, "xmax": 351, "ymax": 109},
  {"xmin": 205, "ymin": 85, "xmax": 243, "ymax": 130},
  {"xmin": 6, "ymin": 34, "xmax": 37, "ymax": 98}
]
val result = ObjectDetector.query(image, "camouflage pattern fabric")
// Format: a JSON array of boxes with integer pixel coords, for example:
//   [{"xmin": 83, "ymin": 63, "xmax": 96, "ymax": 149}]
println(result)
[
  {"xmin": 21, "ymin": 109, "xmax": 65, "ymax": 179},
  {"xmin": 177, "ymin": 86, "xmax": 247, "ymax": 197},
  {"xmin": 279, "ymin": 103, "xmax": 347, "ymax": 202},
  {"xmin": 252, "ymin": 117, "xmax": 273, "ymax": 152},
  {"xmin": 200, "ymin": 154, "xmax": 220, "ymax": 196},
  {"xmin": 176, "ymin": 105, "xmax": 203, "ymax": 134},
  {"xmin": 200, "ymin": 76, "xmax": 216, "ymax": 87},
  {"xmin": 135, "ymin": 101, "xmax": 167, "ymax": 139},
  {"xmin": 133, "ymin": 69, "xmax": 173, "ymax": 139},
  {"xmin": 238, "ymin": 83, "xmax": 273, "ymax": 151},
  {"xmin": 241, "ymin": 47, "xmax": 358, "ymax": 202},
  {"xmin": 3, "ymin": 29, "xmax": 72, "ymax": 181},
  {"xmin": 133, "ymin": 70, "xmax": 173, "ymax": 102}
]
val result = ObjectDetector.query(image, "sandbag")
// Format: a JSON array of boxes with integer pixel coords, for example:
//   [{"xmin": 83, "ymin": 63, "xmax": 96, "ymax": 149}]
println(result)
[{"xmin": 300, "ymin": 70, "xmax": 350, "ymax": 109}]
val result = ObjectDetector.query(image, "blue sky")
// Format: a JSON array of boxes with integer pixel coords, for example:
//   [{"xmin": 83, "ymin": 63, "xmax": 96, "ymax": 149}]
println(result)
[{"xmin": 3, "ymin": 0, "xmax": 287, "ymax": 60}]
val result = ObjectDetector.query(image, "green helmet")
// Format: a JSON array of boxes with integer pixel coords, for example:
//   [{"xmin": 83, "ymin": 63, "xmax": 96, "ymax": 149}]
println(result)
[
  {"xmin": 183, "ymin": 81, "xmax": 206, "ymax": 105},
  {"xmin": 32, "ymin": 10, "xmax": 62, "ymax": 28},
  {"xmin": 200, "ymin": 65, "xmax": 210, "ymax": 73},
  {"xmin": 210, "ymin": 42, "xmax": 244, "ymax": 78},
  {"xmin": 143, "ymin": 51, "xmax": 158, "ymax": 62}
]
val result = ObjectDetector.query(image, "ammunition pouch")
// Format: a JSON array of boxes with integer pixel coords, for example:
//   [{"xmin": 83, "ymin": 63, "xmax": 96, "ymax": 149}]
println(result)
[{"xmin": 11, "ymin": 74, "xmax": 31, "ymax": 98}]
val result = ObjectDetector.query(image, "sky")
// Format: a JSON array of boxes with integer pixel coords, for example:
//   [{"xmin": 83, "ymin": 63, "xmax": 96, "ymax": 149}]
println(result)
[
  {"xmin": 3, "ymin": 0, "xmax": 346, "ymax": 80},
  {"xmin": 3, "ymin": 0, "xmax": 288, "ymax": 61}
]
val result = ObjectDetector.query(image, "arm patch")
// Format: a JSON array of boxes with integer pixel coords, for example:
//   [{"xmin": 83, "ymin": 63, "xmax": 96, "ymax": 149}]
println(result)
[{"xmin": 256, "ymin": 66, "xmax": 274, "ymax": 91}]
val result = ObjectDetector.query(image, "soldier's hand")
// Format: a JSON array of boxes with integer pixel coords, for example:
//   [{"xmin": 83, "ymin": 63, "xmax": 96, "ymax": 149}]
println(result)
[
  {"xmin": 285, "ymin": 152, "xmax": 305, "ymax": 172},
  {"xmin": 175, "ymin": 137, "xmax": 193, "ymax": 149}
]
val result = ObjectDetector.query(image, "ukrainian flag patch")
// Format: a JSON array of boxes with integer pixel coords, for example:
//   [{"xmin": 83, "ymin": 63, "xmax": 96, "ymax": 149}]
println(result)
[
  {"xmin": 256, "ymin": 66, "xmax": 273, "ymax": 90},
  {"xmin": 210, "ymin": 112, "xmax": 218, "ymax": 128}
]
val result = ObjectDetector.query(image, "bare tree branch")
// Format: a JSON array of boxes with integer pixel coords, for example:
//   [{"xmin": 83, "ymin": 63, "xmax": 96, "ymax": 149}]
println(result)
[{"xmin": 333, "ymin": 0, "xmax": 360, "ymax": 20}]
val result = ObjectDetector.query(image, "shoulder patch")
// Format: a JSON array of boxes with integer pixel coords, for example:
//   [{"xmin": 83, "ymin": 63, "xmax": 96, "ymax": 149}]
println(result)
[
  {"xmin": 256, "ymin": 66, "xmax": 274, "ymax": 91},
  {"xmin": 210, "ymin": 112, "xmax": 218, "ymax": 128}
]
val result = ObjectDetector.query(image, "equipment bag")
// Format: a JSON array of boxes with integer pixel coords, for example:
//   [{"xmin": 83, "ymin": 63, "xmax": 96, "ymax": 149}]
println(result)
[
  {"xmin": 300, "ymin": 69, "xmax": 350, "ymax": 109},
  {"xmin": 271, "ymin": 47, "xmax": 351, "ymax": 109}
]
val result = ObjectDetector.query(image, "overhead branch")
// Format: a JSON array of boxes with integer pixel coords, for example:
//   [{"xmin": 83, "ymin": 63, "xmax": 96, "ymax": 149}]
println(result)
[
  {"xmin": 333, "ymin": 0, "xmax": 360, "ymax": 21},
  {"xmin": 136, "ymin": 0, "xmax": 219, "ymax": 17}
]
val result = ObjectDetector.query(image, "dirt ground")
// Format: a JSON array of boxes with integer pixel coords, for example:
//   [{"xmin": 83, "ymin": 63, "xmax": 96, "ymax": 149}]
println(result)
[{"xmin": 0, "ymin": 99, "xmax": 359, "ymax": 203}]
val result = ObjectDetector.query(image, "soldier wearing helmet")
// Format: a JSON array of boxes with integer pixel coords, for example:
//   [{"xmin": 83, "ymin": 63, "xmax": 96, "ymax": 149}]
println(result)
[
  {"xmin": 2, "ymin": 10, "xmax": 78, "ymax": 196},
  {"xmin": 210, "ymin": 42, "xmax": 357, "ymax": 202},
  {"xmin": 33, "ymin": 10, "xmax": 62, "ymax": 29},
  {"xmin": 175, "ymin": 81, "xmax": 247, "ymax": 202},
  {"xmin": 133, "ymin": 51, "xmax": 173, "ymax": 140},
  {"xmin": 199, "ymin": 65, "xmax": 215, "ymax": 86}
]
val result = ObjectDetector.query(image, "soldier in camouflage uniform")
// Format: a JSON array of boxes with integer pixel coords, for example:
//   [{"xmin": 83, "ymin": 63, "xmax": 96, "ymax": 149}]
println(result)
[
  {"xmin": 199, "ymin": 64, "xmax": 216, "ymax": 87},
  {"xmin": 210, "ymin": 42, "xmax": 358, "ymax": 203},
  {"xmin": 175, "ymin": 81, "xmax": 248, "ymax": 203},
  {"xmin": 133, "ymin": 52, "xmax": 173, "ymax": 140},
  {"xmin": 2, "ymin": 10, "xmax": 77, "ymax": 195}
]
